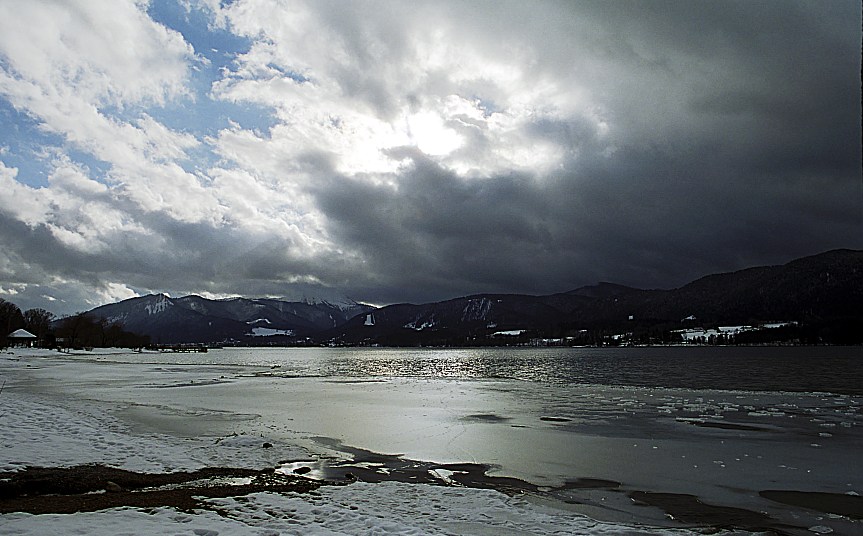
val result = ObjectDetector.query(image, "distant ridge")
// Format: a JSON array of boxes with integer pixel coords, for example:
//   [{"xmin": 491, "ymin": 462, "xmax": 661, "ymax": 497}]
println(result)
[
  {"xmin": 325, "ymin": 249, "xmax": 862, "ymax": 345},
  {"xmin": 81, "ymin": 294, "xmax": 374, "ymax": 344},
  {"xmin": 565, "ymin": 282, "xmax": 638, "ymax": 299},
  {"xmin": 76, "ymin": 249, "xmax": 862, "ymax": 345}
]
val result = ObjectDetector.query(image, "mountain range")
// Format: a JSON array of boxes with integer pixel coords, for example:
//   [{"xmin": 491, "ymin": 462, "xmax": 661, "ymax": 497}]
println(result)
[
  {"xmin": 78, "ymin": 249, "xmax": 862, "ymax": 345},
  {"xmin": 83, "ymin": 294, "xmax": 374, "ymax": 344}
]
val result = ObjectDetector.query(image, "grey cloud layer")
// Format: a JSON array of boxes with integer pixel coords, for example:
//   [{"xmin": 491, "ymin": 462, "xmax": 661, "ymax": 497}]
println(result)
[{"xmin": 0, "ymin": 0, "xmax": 859, "ymax": 315}]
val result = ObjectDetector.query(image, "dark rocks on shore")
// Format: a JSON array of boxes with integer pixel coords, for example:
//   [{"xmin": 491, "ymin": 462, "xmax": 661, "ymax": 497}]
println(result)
[{"xmin": 0, "ymin": 465, "xmax": 324, "ymax": 515}]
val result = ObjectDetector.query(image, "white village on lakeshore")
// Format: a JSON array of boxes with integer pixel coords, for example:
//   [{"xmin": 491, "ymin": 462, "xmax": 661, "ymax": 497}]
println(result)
[
  {"xmin": 671, "ymin": 321, "xmax": 799, "ymax": 345},
  {"xmin": 492, "ymin": 320, "xmax": 800, "ymax": 347}
]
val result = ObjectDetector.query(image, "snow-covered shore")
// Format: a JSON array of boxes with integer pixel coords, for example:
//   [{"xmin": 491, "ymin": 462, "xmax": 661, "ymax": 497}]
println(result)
[
  {"xmin": 2, "ymin": 481, "xmax": 680, "ymax": 536},
  {"xmin": 1, "ymin": 348, "xmax": 702, "ymax": 535}
]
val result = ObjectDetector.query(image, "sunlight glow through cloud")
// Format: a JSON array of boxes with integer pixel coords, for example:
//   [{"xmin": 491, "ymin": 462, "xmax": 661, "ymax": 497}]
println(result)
[{"xmin": 406, "ymin": 110, "xmax": 463, "ymax": 156}]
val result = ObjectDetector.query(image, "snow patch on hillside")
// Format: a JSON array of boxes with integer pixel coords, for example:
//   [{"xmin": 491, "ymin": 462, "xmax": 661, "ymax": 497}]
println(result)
[
  {"xmin": 106, "ymin": 313, "xmax": 128, "ymax": 324},
  {"xmin": 145, "ymin": 294, "xmax": 171, "ymax": 316},
  {"xmin": 493, "ymin": 329, "xmax": 527, "ymax": 337},
  {"xmin": 404, "ymin": 315, "xmax": 437, "ymax": 330},
  {"xmin": 249, "ymin": 327, "xmax": 293, "ymax": 337},
  {"xmin": 462, "ymin": 298, "xmax": 492, "ymax": 322}
]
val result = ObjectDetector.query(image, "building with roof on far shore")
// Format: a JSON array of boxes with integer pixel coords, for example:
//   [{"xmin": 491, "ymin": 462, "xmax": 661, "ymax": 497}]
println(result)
[{"xmin": 7, "ymin": 328, "xmax": 37, "ymax": 348}]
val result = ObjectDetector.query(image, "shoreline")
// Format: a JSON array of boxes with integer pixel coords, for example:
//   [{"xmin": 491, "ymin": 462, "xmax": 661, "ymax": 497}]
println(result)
[{"xmin": 3, "ymin": 462, "xmax": 860, "ymax": 533}]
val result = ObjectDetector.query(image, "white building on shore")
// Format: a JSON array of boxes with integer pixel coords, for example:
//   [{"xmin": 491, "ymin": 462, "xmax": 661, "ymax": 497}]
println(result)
[{"xmin": 7, "ymin": 328, "xmax": 37, "ymax": 347}]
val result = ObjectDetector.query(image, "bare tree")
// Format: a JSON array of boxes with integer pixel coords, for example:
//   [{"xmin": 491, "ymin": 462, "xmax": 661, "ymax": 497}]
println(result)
[
  {"xmin": 24, "ymin": 308, "xmax": 55, "ymax": 346},
  {"xmin": 0, "ymin": 298, "xmax": 25, "ymax": 348}
]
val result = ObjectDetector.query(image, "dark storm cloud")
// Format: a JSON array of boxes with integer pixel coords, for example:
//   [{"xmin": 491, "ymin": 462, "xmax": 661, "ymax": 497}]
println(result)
[
  {"xmin": 313, "ymin": 155, "xmax": 559, "ymax": 302},
  {"xmin": 314, "ymin": 134, "xmax": 860, "ymax": 307}
]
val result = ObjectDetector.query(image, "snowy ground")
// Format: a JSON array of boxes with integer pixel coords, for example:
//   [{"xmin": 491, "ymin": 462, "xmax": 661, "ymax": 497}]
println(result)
[
  {"xmin": 0, "ymin": 348, "xmax": 703, "ymax": 535},
  {"xmin": 1, "ymin": 482, "xmax": 693, "ymax": 536}
]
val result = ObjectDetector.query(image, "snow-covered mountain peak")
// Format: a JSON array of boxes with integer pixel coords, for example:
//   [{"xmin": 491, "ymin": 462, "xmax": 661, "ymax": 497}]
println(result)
[
  {"xmin": 276, "ymin": 285, "xmax": 365, "ymax": 312},
  {"xmin": 300, "ymin": 296, "xmax": 362, "ymax": 312}
]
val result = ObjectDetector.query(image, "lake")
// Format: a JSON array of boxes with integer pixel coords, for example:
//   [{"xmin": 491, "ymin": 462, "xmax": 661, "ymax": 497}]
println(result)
[{"xmin": 15, "ymin": 346, "xmax": 863, "ymax": 533}]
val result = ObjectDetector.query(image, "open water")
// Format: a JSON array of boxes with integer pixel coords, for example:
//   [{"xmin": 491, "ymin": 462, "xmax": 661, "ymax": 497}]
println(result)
[{"xmin": 116, "ymin": 345, "xmax": 863, "ymax": 394}]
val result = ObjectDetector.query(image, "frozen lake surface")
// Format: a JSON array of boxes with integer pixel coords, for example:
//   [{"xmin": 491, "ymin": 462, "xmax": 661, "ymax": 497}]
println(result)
[{"xmin": 1, "ymin": 346, "xmax": 861, "ymax": 534}]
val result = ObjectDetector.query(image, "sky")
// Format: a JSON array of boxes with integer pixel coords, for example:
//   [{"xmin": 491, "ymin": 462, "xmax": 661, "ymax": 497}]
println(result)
[{"xmin": 0, "ymin": 0, "xmax": 860, "ymax": 316}]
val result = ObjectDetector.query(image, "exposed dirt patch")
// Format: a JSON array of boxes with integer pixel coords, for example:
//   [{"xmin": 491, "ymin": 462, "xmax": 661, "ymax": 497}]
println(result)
[{"xmin": 0, "ymin": 465, "xmax": 325, "ymax": 514}]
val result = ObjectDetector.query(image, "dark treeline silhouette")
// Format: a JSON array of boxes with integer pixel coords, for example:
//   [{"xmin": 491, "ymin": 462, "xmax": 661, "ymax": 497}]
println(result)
[
  {"xmin": 0, "ymin": 298, "xmax": 26, "ymax": 347},
  {"xmin": 53, "ymin": 314, "xmax": 150, "ymax": 349},
  {"xmin": 1, "ymin": 298, "xmax": 149, "ymax": 349}
]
